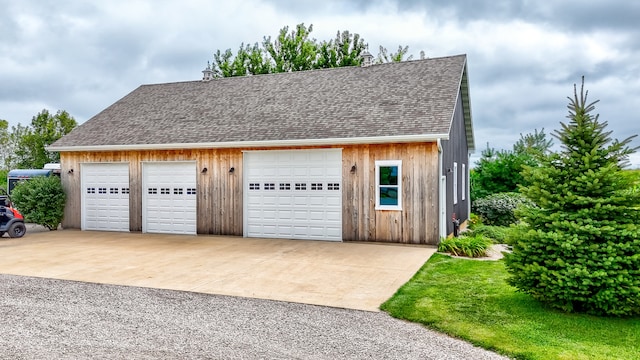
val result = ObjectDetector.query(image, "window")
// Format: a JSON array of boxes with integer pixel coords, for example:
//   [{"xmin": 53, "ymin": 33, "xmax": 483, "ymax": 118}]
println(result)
[
  {"xmin": 327, "ymin": 183, "xmax": 340, "ymax": 190},
  {"xmin": 110, "ymin": 188, "xmax": 118, "ymax": 194},
  {"xmin": 160, "ymin": 188, "xmax": 170, "ymax": 195},
  {"xmin": 173, "ymin": 188, "xmax": 183, "ymax": 195},
  {"xmin": 295, "ymin": 183, "xmax": 306, "ymax": 190},
  {"xmin": 375, "ymin": 160, "xmax": 402, "ymax": 210},
  {"xmin": 121, "ymin": 188, "xmax": 130, "ymax": 194},
  {"xmin": 462, "ymin": 164, "xmax": 466, "ymax": 201},
  {"xmin": 148, "ymin": 188, "xmax": 158, "ymax": 194},
  {"xmin": 249, "ymin": 183, "xmax": 260, "ymax": 190},
  {"xmin": 311, "ymin": 183, "xmax": 323, "ymax": 190},
  {"xmin": 279, "ymin": 183, "xmax": 291, "ymax": 190},
  {"xmin": 186, "ymin": 188, "xmax": 196, "ymax": 195},
  {"xmin": 453, "ymin": 162, "xmax": 458, "ymax": 204},
  {"xmin": 264, "ymin": 183, "xmax": 275, "ymax": 190}
]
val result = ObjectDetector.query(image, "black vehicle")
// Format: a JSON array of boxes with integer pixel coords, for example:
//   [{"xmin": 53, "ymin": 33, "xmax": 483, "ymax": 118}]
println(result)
[{"xmin": 0, "ymin": 189, "xmax": 26, "ymax": 238}]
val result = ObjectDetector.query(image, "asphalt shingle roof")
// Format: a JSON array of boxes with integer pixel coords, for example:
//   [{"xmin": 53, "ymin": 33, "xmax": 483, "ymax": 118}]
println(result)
[{"xmin": 51, "ymin": 54, "xmax": 469, "ymax": 150}]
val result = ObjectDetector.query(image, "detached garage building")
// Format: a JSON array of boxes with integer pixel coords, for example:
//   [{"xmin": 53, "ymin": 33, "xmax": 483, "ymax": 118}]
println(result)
[{"xmin": 49, "ymin": 54, "xmax": 474, "ymax": 245}]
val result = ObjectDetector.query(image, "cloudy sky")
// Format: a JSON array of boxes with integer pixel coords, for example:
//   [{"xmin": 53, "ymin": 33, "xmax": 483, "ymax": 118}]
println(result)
[{"xmin": 2, "ymin": 0, "xmax": 639, "ymax": 167}]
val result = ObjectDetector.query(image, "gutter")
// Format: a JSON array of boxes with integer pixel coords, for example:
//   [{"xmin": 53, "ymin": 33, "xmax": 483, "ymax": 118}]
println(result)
[{"xmin": 47, "ymin": 133, "xmax": 450, "ymax": 152}]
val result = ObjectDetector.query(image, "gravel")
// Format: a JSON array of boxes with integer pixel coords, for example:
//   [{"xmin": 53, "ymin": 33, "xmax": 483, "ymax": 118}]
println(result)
[{"xmin": 0, "ymin": 274, "xmax": 509, "ymax": 359}]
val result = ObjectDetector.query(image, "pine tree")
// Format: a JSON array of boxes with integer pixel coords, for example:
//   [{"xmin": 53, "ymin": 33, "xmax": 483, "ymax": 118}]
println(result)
[{"xmin": 505, "ymin": 77, "xmax": 640, "ymax": 316}]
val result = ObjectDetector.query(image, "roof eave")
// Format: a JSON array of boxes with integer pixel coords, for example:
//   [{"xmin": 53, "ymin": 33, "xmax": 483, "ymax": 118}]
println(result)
[
  {"xmin": 460, "ymin": 59, "xmax": 475, "ymax": 153},
  {"xmin": 47, "ymin": 134, "xmax": 450, "ymax": 152}
]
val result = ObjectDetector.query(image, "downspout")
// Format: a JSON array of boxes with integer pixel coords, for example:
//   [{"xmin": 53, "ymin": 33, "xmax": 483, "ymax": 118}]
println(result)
[
  {"xmin": 467, "ymin": 151, "xmax": 472, "ymax": 223},
  {"xmin": 437, "ymin": 139, "xmax": 446, "ymax": 240}
]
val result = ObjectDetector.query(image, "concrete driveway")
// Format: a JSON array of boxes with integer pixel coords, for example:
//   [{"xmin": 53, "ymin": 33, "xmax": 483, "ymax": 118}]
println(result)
[{"xmin": 0, "ymin": 229, "xmax": 435, "ymax": 312}]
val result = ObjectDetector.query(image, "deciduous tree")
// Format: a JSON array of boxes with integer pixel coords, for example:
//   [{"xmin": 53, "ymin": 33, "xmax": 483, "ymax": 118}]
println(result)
[
  {"xmin": 210, "ymin": 23, "xmax": 415, "ymax": 77},
  {"xmin": 14, "ymin": 109, "xmax": 77, "ymax": 169}
]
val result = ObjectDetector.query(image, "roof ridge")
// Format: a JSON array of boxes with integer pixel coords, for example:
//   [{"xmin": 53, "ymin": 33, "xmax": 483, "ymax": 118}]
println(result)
[{"xmin": 139, "ymin": 53, "xmax": 468, "ymax": 87}]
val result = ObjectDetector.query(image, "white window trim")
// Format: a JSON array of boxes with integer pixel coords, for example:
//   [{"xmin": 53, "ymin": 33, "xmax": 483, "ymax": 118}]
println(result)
[
  {"xmin": 453, "ymin": 162, "xmax": 458, "ymax": 205},
  {"xmin": 461, "ymin": 163, "xmax": 466, "ymax": 201},
  {"xmin": 375, "ymin": 160, "xmax": 402, "ymax": 211}
]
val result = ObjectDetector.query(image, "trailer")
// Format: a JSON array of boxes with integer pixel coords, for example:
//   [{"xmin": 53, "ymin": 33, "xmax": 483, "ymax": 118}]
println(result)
[{"xmin": 7, "ymin": 169, "xmax": 53, "ymax": 194}]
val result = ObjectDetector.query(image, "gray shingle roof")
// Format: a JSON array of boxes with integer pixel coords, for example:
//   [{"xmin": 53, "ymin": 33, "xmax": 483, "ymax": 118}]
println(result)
[{"xmin": 50, "ymin": 54, "xmax": 471, "ymax": 150}]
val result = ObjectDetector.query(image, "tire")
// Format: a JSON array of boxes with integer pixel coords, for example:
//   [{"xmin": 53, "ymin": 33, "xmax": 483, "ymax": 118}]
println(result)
[
  {"xmin": 8, "ymin": 222, "xmax": 26, "ymax": 238},
  {"xmin": 0, "ymin": 231, "xmax": 4, "ymax": 237}
]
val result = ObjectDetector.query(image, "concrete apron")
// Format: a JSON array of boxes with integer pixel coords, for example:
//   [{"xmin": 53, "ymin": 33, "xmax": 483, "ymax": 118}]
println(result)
[{"xmin": 0, "ymin": 229, "xmax": 436, "ymax": 312}]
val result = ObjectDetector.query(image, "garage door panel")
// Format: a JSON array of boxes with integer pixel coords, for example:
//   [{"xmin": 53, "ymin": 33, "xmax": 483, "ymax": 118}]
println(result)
[
  {"xmin": 326, "ymin": 210, "xmax": 342, "ymax": 222},
  {"xmin": 244, "ymin": 149, "xmax": 342, "ymax": 241},
  {"xmin": 143, "ymin": 162, "xmax": 196, "ymax": 235},
  {"xmin": 326, "ymin": 196, "xmax": 341, "ymax": 206},
  {"xmin": 82, "ymin": 163, "xmax": 130, "ymax": 232}
]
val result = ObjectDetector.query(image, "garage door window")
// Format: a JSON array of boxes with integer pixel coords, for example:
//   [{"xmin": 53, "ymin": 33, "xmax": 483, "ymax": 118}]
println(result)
[{"xmin": 375, "ymin": 160, "xmax": 402, "ymax": 211}]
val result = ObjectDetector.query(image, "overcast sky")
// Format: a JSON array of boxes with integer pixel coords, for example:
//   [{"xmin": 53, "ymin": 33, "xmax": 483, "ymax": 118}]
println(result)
[{"xmin": 1, "ymin": 0, "xmax": 639, "ymax": 167}]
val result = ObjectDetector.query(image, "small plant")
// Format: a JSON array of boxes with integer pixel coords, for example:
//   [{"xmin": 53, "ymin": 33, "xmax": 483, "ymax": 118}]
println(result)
[
  {"xmin": 438, "ymin": 233, "xmax": 492, "ymax": 258},
  {"xmin": 472, "ymin": 192, "xmax": 533, "ymax": 227},
  {"xmin": 11, "ymin": 176, "xmax": 66, "ymax": 230},
  {"xmin": 467, "ymin": 213, "xmax": 483, "ymax": 229}
]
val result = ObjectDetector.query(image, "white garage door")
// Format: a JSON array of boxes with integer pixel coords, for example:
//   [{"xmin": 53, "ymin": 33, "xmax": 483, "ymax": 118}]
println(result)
[
  {"xmin": 244, "ymin": 149, "xmax": 342, "ymax": 241},
  {"xmin": 142, "ymin": 162, "xmax": 197, "ymax": 235},
  {"xmin": 82, "ymin": 163, "xmax": 130, "ymax": 232}
]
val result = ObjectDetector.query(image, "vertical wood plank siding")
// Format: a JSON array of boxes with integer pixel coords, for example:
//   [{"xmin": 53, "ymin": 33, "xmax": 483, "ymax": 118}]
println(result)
[
  {"xmin": 341, "ymin": 143, "xmax": 439, "ymax": 244},
  {"xmin": 60, "ymin": 142, "xmax": 439, "ymax": 244}
]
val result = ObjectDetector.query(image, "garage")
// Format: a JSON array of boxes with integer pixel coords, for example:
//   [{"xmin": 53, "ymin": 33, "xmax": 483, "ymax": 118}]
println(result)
[
  {"xmin": 244, "ymin": 149, "xmax": 342, "ymax": 241},
  {"xmin": 142, "ymin": 162, "xmax": 197, "ymax": 235},
  {"xmin": 81, "ymin": 163, "xmax": 130, "ymax": 232}
]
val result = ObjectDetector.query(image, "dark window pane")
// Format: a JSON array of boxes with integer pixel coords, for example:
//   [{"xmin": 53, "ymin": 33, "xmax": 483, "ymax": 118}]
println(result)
[
  {"xmin": 379, "ymin": 187, "xmax": 398, "ymax": 206},
  {"xmin": 379, "ymin": 166, "xmax": 398, "ymax": 185}
]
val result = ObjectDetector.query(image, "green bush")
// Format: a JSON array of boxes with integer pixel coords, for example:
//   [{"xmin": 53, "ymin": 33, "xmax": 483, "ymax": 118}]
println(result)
[
  {"xmin": 469, "ymin": 224, "xmax": 513, "ymax": 244},
  {"xmin": 472, "ymin": 192, "xmax": 533, "ymax": 226},
  {"xmin": 438, "ymin": 234, "xmax": 493, "ymax": 258},
  {"xmin": 11, "ymin": 176, "xmax": 65, "ymax": 230}
]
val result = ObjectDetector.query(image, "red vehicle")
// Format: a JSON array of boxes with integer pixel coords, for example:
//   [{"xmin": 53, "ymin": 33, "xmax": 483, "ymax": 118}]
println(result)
[{"xmin": 0, "ymin": 189, "xmax": 26, "ymax": 238}]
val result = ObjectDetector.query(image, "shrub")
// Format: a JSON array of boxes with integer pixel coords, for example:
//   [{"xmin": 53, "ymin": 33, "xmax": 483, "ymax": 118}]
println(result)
[
  {"xmin": 11, "ymin": 176, "xmax": 65, "ymax": 230},
  {"xmin": 472, "ymin": 192, "xmax": 533, "ymax": 226},
  {"xmin": 469, "ymin": 224, "xmax": 513, "ymax": 244},
  {"xmin": 438, "ymin": 234, "xmax": 493, "ymax": 258}
]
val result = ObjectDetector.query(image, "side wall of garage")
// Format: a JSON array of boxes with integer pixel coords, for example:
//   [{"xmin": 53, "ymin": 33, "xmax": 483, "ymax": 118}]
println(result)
[{"xmin": 59, "ymin": 143, "xmax": 439, "ymax": 244}]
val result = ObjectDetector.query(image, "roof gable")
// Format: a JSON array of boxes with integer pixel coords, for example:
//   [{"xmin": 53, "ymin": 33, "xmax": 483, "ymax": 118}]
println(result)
[{"xmin": 51, "ymin": 54, "xmax": 472, "ymax": 151}]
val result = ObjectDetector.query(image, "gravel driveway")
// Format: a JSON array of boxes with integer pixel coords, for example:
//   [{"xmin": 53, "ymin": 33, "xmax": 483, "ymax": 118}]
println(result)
[{"xmin": 0, "ymin": 274, "xmax": 508, "ymax": 359}]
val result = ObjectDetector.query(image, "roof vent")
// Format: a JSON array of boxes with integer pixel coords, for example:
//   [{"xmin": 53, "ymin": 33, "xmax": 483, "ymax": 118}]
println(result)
[
  {"xmin": 361, "ymin": 46, "xmax": 374, "ymax": 67},
  {"xmin": 202, "ymin": 61, "xmax": 214, "ymax": 81}
]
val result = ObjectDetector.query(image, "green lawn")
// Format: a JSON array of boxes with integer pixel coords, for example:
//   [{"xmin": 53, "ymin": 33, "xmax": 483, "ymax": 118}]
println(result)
[{"xmin": 380, "ymin": 254, "xmax": 640, "ymax": 360}]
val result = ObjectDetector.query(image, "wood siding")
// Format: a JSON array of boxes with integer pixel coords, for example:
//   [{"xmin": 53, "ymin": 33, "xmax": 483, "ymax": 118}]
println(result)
[
  {"xmin": 60, "ymin": 149, "xmax": 243, "ymax": 235},
  {"xmin": 60, "ymin": 142, "xmax": 439, "ymax": 244},
  {"xmin": 342, "ymin": 143, "xmax": 439, "ymax": 244}
]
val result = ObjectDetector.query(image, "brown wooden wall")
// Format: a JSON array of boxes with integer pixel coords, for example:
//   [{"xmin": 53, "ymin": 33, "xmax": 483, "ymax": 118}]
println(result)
[
  {"xmin": 59, "ymin": 142, "xmax": 439, "ymax": 244},
  {"xmin": 341, "ymin": 143, "xmax": 439, "ymax": 244},
  {"xmin": 60, "ymin": 149, "xmax": 244, "ymax": 235}
]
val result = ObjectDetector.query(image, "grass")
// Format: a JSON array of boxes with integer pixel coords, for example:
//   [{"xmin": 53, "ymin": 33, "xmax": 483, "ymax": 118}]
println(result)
[{"xmin": 380, "ymin": 254, "xmax": 640, "ymax": 360}]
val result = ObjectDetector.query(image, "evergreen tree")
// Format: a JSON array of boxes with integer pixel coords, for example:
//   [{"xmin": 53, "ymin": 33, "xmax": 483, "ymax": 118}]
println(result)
[{"xmin": 505, "ymin": 78, "xmax": 640, "ymax": 316}]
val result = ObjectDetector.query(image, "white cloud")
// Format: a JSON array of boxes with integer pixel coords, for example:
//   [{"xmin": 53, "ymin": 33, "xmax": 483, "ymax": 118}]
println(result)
[{"xmin": 0, "ymin": 0, "xmax": 638, "ymax": 166}]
